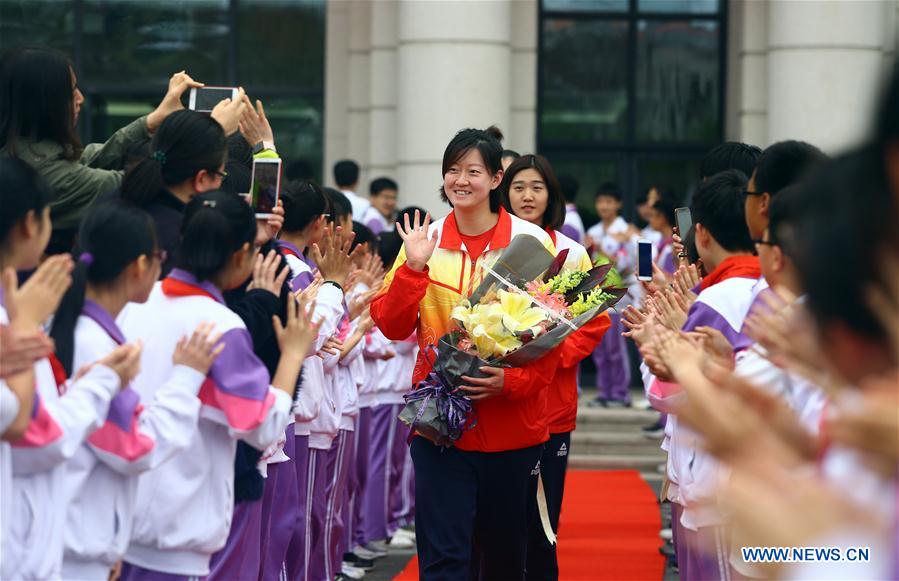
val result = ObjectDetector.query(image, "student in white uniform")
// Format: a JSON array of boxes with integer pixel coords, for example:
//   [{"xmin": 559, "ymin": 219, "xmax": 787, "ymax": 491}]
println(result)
[
  {"xmin": 0, "ymin": 158, "xmax": 137, "ymax": 580},
  {"xmin": 42, "ymin": 202, "xmax": 223, "ymax": 580},
  {"xmin": 117, "ymin": 191, "xmax": 317, "ymax": 579},
  {"xmin": 334, "ymin": 159, "xmax": 371, "ymax": 219},
  {"xmin": 360, "ymin": 177, "xmax": 398, "ymax": 235}
]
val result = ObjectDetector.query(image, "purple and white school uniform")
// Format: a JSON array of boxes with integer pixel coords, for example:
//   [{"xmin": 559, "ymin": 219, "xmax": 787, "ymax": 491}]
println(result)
[
  {"xmin": 1, "ymin": 303, "xmax": 121, "ymax": 580},
  {"xmin": 361, "ymin": 205, "xmax": 391, "ymax": 236},
  {"xmin": 117, "ymin": 270, "xmax": 293, "ymax": 577},
  {"xmin": 560, "ymin": 203, "xmax": 585, "ymax": 244},
  {"xmin": 0, "ymin": 383, "xmax": 18, "ymax": 573},
  {"xmin": 386, "ymin": 334, "xmax": 418, "ymax": 534},
  {"xmin": 646, "ymin": 273, "xmax": 759, "ymax": 581},
  {"xmin": 62, "ymin": 301, "xmax": 206, "ymax": 579}
]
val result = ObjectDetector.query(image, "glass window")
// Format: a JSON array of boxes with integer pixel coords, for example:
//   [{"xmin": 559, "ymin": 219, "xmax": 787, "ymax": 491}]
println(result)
[
  {"xmin": 238, "ymin": 0, "xmax": 325, "ymax": 91},
  {"xmin": 81, "ymin": 0, "xmax": 232, "ymax": 86},
  {"xmin": 84, "ymin": 95, "xmax": 157, "ymax": 144},
  {"xmin": 0, "ymin": 0, "xmax": 75, "ymax": 54},
  {"xmin": 636, "ymin": 156, "xmax": 702, "ymax": 205},
  {"xmin": 543, "ymin": 0, "xmax": 628, "ymax": 12},
  {"xmin": 260, "ymin": 94, "xmax": 324, "ymax": 180},
  {"xmin": 638, "ymin": 0, "xmax": 718, "ymax": 14},
  {"xmin": 541, "ymin": 19, "xmax": 629, "ymax": 143},
  {"xmin": 635, "ymin": 20, "xmax": 719, "ymax": 142}
]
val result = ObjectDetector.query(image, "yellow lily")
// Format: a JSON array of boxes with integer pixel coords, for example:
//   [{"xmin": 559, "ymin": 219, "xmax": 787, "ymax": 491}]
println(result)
[{"xmin": 497, "ymin": 289, "xmax": 547, "ymax": 334}]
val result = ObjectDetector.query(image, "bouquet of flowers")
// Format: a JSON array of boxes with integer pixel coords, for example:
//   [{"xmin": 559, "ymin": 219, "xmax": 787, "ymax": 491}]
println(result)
[{"xmin": 400, "ymin": 235, "xmax": 626, "ymax": 447}]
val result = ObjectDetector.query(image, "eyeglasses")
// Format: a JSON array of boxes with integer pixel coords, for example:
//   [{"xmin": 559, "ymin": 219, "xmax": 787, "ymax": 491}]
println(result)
[
  {"xmin": 154, "ymin": 249, "xmax": 168, "ymax": 263},
  {"xmin": 752, "ymin": 238, "xmax": 777, "ymax": 247},
  {"xmin": 743, "ymin": 189, "xmax": 764, "ymax": 198},
  {"xmin": 213, "ymin": 169, "xmax": 228, "ymax": 179}
]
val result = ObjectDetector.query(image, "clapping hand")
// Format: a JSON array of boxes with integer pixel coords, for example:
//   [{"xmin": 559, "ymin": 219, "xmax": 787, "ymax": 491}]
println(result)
[{"xmin": 2, "ymin": 257, "xmax": 73, "ymax": 331}]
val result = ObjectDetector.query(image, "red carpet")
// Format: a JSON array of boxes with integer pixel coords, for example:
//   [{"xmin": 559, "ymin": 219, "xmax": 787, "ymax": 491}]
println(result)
[{"xmin": 395, "ymin": 469, "xmax": 665, "ymax": 580}]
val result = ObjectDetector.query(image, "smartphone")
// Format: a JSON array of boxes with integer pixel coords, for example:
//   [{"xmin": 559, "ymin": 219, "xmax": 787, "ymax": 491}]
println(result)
[
  {"xmin": 250, "ymin": 158, "xmax": 282, "ymax": 218},
  {"xmin": 675, "ymin": 207, "xmax": 692, "ymax": 238},
  {"xmin": 189, "ymin": 86, "xmax": 239, "ymax": 113},
  {"xmin": 637, "ymin": 238, "xmax": 653, "ymax": 282}
]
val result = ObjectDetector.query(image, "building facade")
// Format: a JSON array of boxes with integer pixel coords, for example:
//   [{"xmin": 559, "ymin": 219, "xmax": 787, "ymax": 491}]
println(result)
[{"xmin": 1, "ymin": 0, "xmax": 895, "ymax": 220}]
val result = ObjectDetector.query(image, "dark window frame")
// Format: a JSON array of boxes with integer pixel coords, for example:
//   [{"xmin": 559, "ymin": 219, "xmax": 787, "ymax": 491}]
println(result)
[{"xmin": 537, "ymin": 0, "xmax": 727, "ymax": 219}]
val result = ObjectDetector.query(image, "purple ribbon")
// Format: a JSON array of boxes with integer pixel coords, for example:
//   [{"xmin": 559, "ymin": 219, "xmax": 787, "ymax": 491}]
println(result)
[{"xmin": 403, "ymin": 345, "xmax": 477, "ymax": 446}]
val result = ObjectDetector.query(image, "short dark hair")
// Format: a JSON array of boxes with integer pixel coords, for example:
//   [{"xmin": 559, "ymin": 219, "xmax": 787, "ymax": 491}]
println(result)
[
  {"xmin": 502, "ymin": 149, "xmax": 520, "ymax": 160},
  {"xmin": 439, "ymin": 126, "xmax": 505, "ymax": 212},
  {"xmin": 595, "ymin": 181, "xmax": 622, "ymax": 201},
  {"xmin": 323, "ymin": 187, "xmax": 352, "ymax": 223},
  {"xmin": 651, "ymin": 198, "xmax": 677, "ymax": 228},
  {"xmin": 0, "ymin": 46, "xmax": 82, "ymax": 160},
  {"xmin": 176, "ymin": 191, "xmax": 257, "ymax": 281},
  {"xmin": 498, "ymin": 154, "xmax": 566, "ymax": 230},
  {"xmin": 0, "ymin": 156, "xmax": 52, "ymax": 244},
  {"xmin": 351, "ymin": 220, "xmax": 376, "ymax": 253},
  {"xmin": 377, "ymin": 231, "xmax": 403, "ymax": 268},
  {"xmin": 557, "ymin": 174, "xmax": 579, "ymax": 203},
  {"xmin": 370, "ymin": 177, "xmax": 398, "ymax": 197},
  {"xmin": 691, "ymin": 169, "xmax": 754, "ymax": 253},
  {"xmin": 281, "ymin": 179, "xmax": 327, "ymax": 233},
  {"xmin": 700, "ymin": 142, "xmax": 762, "ymax": 180},
  {"xmin": 398, "ymin": 206, "xmax": 427, "ymax": 227},
  {"xmin": 753, "ymin": 140, "xmax": 827, "ymax": 197},
  {"xmin": 333, "ymin": 159, "xmax": 359, "ymax": 188},
  {"xmin": 792, "ymin": 146, "xmax": 895, "ymax": 341},
  {"xmin": 766, "ymin": 182, "xmax": 805, "ymax": 252}
]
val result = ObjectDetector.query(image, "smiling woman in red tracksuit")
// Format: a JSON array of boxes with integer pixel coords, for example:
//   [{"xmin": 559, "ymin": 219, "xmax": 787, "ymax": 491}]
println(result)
[
  {"xmin": 499, "ymin": 154, "xmax": 612, "ymax": 580},
  {"xmin": 370, "ymin": 126, "xmax": 564, "ymax": 580}
]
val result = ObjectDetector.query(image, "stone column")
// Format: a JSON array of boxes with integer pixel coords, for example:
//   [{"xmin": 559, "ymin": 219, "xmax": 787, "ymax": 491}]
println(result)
[
  {"xmin": 324, "ymin": 0, "xmax": 351, "ymax": 186},
  {"xmin": 368, "ymin": 0, "xmax": 399, "ymax": 181},
  {"xmin": 766, "ymin": 0, "xmax": 887, "ymax": 151},
  {"xmin": 727, "ymin": 0, "xmax": 768, "ymax": 147},
  {"xmin": 508, "ymin": 0, "xmax": 538, "ymax": 154},
  {"xmin": 396, "ymin": 0, "xmax": 513, "ymax": 215},
  {"xmin": 347, "ymin": 0, "xmax": 372, "ymax": 188}
]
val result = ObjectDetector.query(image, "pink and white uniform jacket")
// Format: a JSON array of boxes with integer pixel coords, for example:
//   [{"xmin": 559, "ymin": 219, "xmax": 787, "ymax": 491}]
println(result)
[
  {"xmin": 117, "ymin": 270, "xmax": 292, "ymax": 576},
  {"xmin": 62, "ymin": 300, "xmax": 206, "ymax": 579},
  {"xmin": 280, "ymin": 245, "xmax": 345, "ymax": 446}
]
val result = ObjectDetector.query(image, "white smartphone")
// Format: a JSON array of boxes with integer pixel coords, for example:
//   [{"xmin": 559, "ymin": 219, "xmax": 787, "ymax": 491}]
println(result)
[
  {"xmin": 675, "ymin": 207, "xmax": 692, "ymax": 238},
  {"xmin": 637, "ymin": 238, "xmax": 653, "ymax": 282},
  {"xmin": 188, "ymin": 86, "xmax": 239, "ymax": 113},
  {"xmin": 250, "ymin": 158, "xmax": 282, "ymax": 218}
]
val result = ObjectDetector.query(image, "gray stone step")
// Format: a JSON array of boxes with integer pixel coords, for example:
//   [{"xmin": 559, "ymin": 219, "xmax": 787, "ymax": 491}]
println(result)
[
  {"xmin": 570, "ymin": 430, "xmax": 664, "ymax": 456},
  {"xmin": 574, "ymin": 406, "xmax": 661, "ymax": 432},
  {"xmin": 567, "ymin": 453, "xmax": 666, "ymax": 472}
]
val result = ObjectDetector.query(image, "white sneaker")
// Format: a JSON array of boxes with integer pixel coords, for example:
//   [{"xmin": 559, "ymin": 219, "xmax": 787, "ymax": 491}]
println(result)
[
  {"xmin": 353, "ymin": 544, "xmax": 386, "ymax": 560},
  {"xmin": 393, "ymin": 527, "xmax": 416, "ymax": 542},
  {"xmin": 659, "ymin": 528, "xmax": 673, "ymax": 541},
  {"xmin": 341, "ymin": 564, "xmax": 366, "ymax": 579},
  {"xmin": 387, "ymin": 533, "xmax": 415, "ymax": 549}
]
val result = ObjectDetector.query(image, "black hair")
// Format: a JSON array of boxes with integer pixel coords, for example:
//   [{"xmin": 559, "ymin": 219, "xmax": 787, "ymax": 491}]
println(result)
[
  {"xmin": 0, "ymin": 47, "xmax": 81, "ymax": 160},
  {"xmin": 323, "ymin": 187, "xmax": 352, "ymax": 224},
  {"xmin": 281, "ymin": 179, "xmax": 327, "ymax": 233},
  {"xmin": 286, "ymin": 159, "xmax": 315, "ymax": 182},
  {"xmin": 753, "ymin": 140, "xmax": 827, "ymax": 197},
  {"xmin": 350, "ymin": 221, "xmax": 376, "ymax": 254},
  {"xmin": 397, "ymin": 206, "xmax": 427, "ymax": 227},
  {"xmin": 498, "ymin": 153, "xmax": 566, "ymax": 230},
  {"xmin": 791, "ymin": 146, "xmax": 895, "ymax": 341},
  {"xmin": 220, "ymin": 163, "xmax": 251, "ymax": 197},
  {"xmin": 557, "ymin": 174, "xmax": 579, "ymax": 204},
  {"xmin": 651, "ymin": 198, "xmax": 677, "ymax": 229},
  {"xmin": 439, "ymin": 126, "xmax": 505, "ymax": 212},
  {"xmin": 0, "ymin": 157, "xmax": 52, "ymax": 245},
  {"xmin": 595, "ymin": 181, "xmax": 622, "ymax": 201},
  {"xmin": 370, "ymin": 177, "xmax": 398, "ymax": 197},
  {"xmin": 176, "ymin": 191, "xmax": 256, "ymax": 282},
  {"xmin": 121, "ymin": 110, "xmax": 227, "ymax": 207},
  {"xmin": 766, "ymin": 182, "xmax": 806, "ymax": 252},
  {"xmin": 502, "ymin": 149, "xmax": 520, "ymax": 160},
  {"xmin": 690, "ymin": 169, "xmax": 754, "ymax": 253},
  {"xmin": 377, "ymin": 231, "xmax": 403, "ymax": 268},
  {"xmin": 49, "ymin": 202, "xmax": 158, "ymax": 375},
  {"xmin": 699, "ymin": 142, "xmax": 762, "ymax": 180},
  {"xmin": 333, "ymin": 159, "xmax": 360, "ymax": 188}
]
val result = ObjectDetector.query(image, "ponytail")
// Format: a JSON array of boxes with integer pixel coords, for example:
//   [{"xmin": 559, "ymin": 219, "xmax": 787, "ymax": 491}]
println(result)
[
  {"xmin": 49, "ymin": 201, "xmax": 158, "ymax": 375},
  {"xmin": 122, "ymin": 110, "xmax": 226, "ymax": 207},
  {"xmin": 176, "ymin": 191, "xmax": 256, "ymax": 282}
]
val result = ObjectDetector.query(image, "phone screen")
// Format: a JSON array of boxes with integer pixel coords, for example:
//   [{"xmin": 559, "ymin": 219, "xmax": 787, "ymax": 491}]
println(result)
[
  {"xmin": 193, "ymin": 87, "xmax": 235, "ymax": 112},
  {"xmin": 251, "ymin": 160, "xmax": 281, "ymax": 215},
  {"xmin": 675, "ymin": 207, "xmax": 693, "ymax": 238},
  {"xmin": 637, "ymin": 240, "xmax": 653, "ymax": 280}
]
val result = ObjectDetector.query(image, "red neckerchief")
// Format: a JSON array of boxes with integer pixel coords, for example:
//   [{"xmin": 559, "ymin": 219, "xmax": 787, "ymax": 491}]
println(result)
[
  {"xmin": 699, "ymin": 255, "xmax": 761, "ymax": 291},
  {"xmin": 276, "ymin": 240, "xmax": 302, "ymax": 259},
  {"xmin": 48, "ymin": 353, "xmax": 68, "ymax": 395},
  {"xmin": 546, "ymin": 228, "xmax": 557, "ymax": 246},
  {"xmin": 161, "ymin": 277, "xmax": 220, "ymax": 302}
]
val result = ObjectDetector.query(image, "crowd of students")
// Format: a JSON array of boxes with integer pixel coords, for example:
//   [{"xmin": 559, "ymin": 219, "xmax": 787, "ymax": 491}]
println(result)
[{"xmin": 0, "ymin": 42, "xmax": 896, "ymax": 581}]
